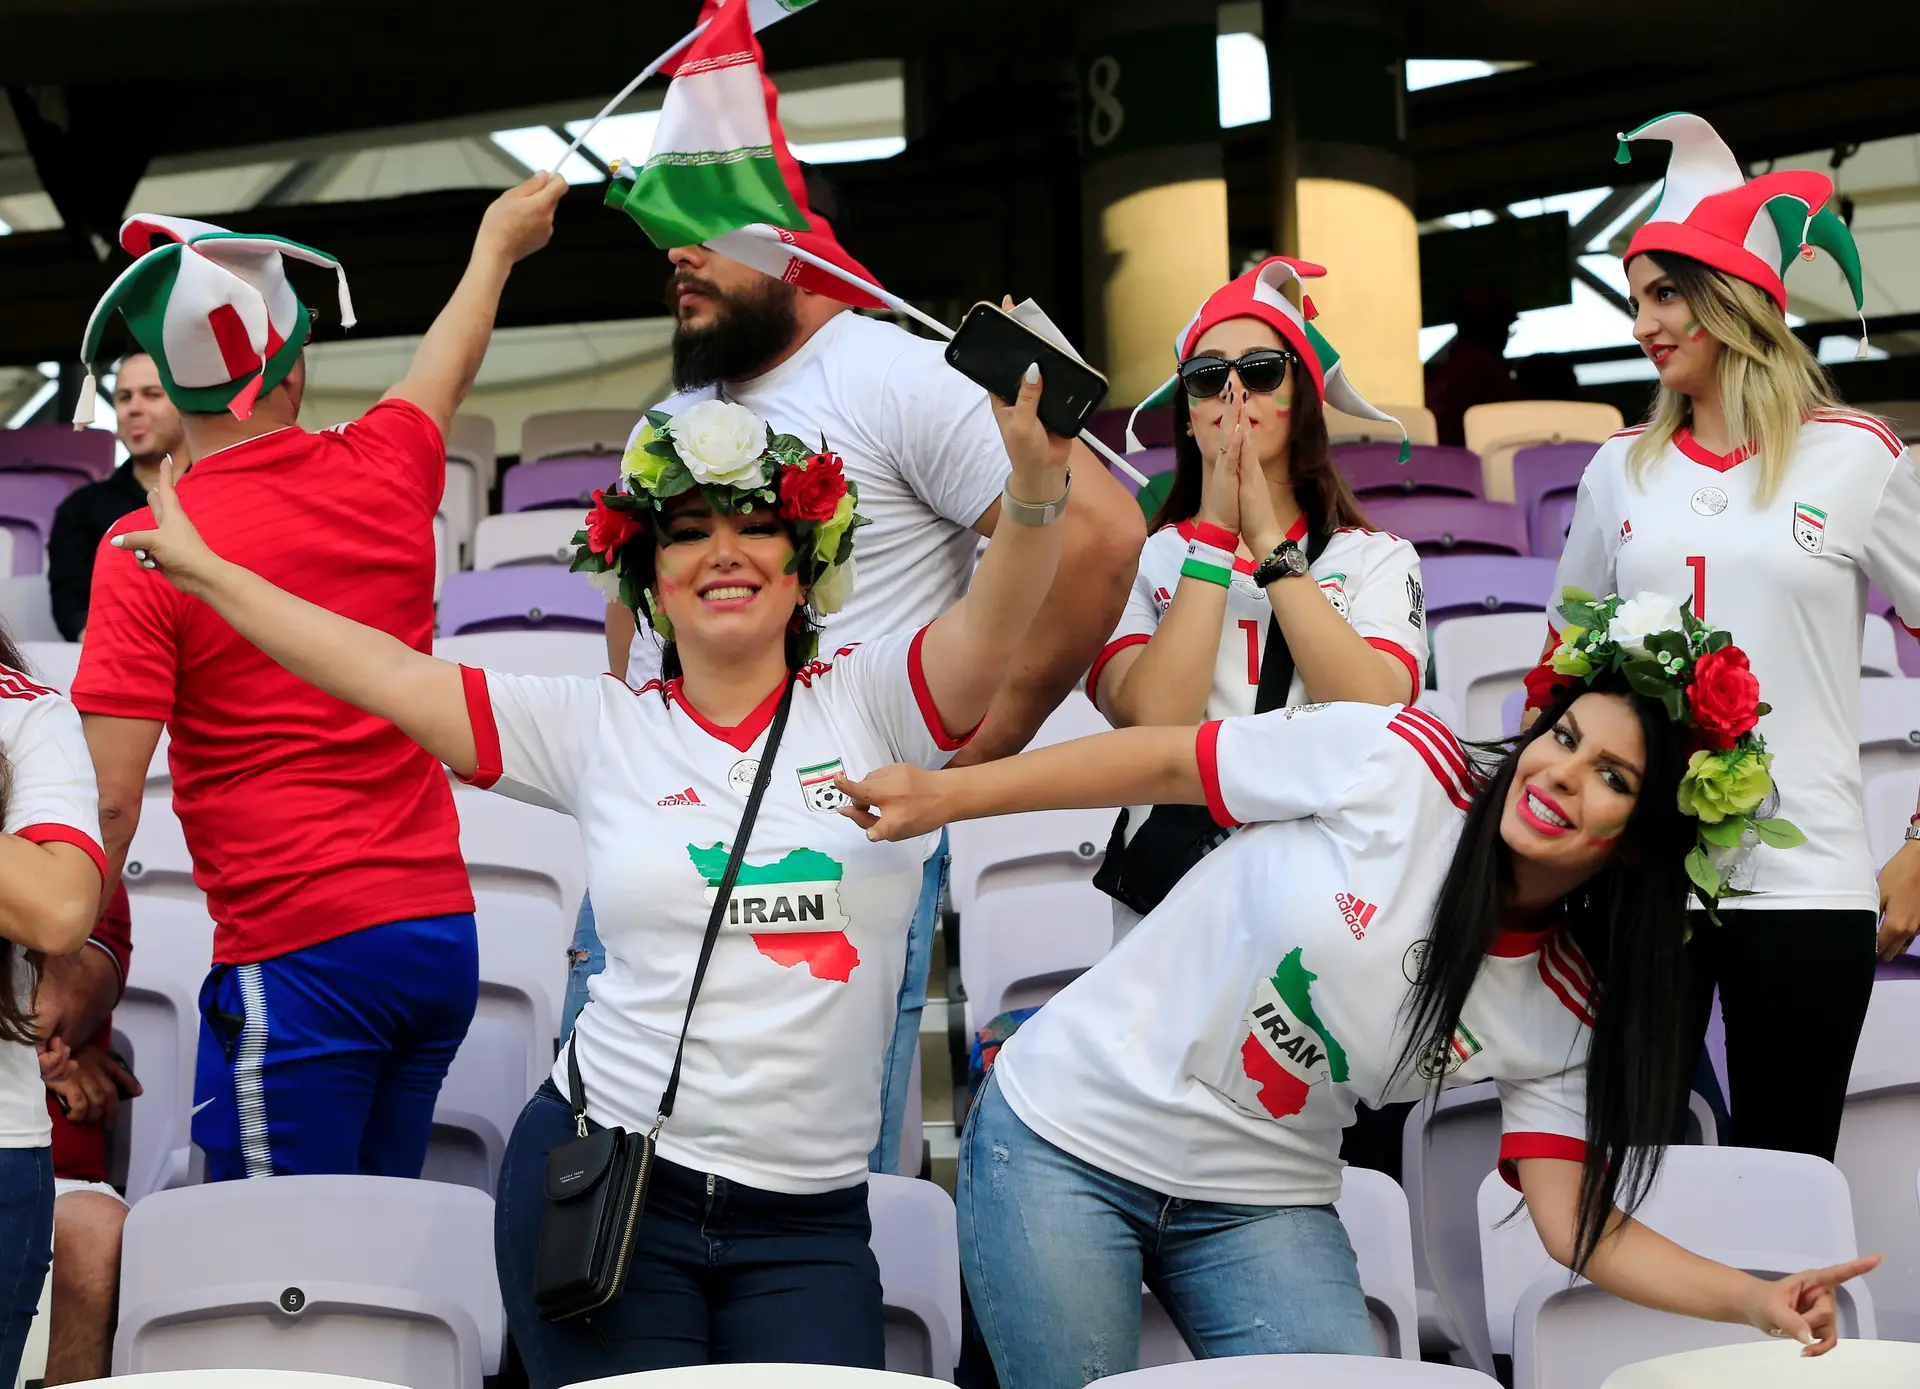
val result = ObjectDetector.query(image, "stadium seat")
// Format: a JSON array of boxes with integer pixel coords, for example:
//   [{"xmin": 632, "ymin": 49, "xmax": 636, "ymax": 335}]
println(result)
[
  {"xmin": 1432, "ymin": 611, "xmax": 1551, "ymax": 741},
  {"xmin": 1420, "ymin": 555, "xmax": 1558, "ymax": 625},
  {"xmin": 1510, "ymin": 442, "xmax": 1599, "ymax": 559},
  {"xmin": 1091, "ymin": 1355, "xmax": 1499, "ymax": 1387},
  {"xmin": 434, "ymin": 631, "xmax": 610, "ymax": 682},
  {"xmin": 520, "ymin": 408, "xmax": 639, "ymax": 464},
  {"xmin": 116, "ymin": 894, "xmax": 216, "ymax": 1202},
  {"xmin": 1859, "ymin": 677, "xmax": 1920, "ymax": 786},
  {"xmin": 0, "ymin": 530, "xmax": 15, "ymax": 583},
  {"xmin": 1866, "ymin": 588, "xmax": 1920, "ymax": 678},
  {"xmin": 62, "ymin": 1373, "xmax": 426, "ymax": 1387},
  {"xmin": 867, "ymin": 1174, "xmax": 963, "ymax": 1379},
  {"xmin": 0, "ymin": 423, "xmax": 116, "ymax": 481},
  {"xmin": 1501, "ymin": 689, "xmax": 1526, "ymax": 738},
  {"xmin": 1601, "ymin": 1339, "xmax": 1920, "ymax": 1389},
  {"xmin": 1836, "ymin": 978, "xmax": 1920, "ymax": 1341},
  {"xmin": 1463, "ymin": 401, "xmax": 1624, "ymax": 503},
  {"xmin": 501, "ymin": 456, "xmax": 620, "ymax": 513},
  {"xmin": 1338, "ymin": 443, "xmax": 1483, "ymax": 499},
  {"xmin": 1089, "ymin": 405, "xmax": 1173, "ymax": 454},
  {"xmin": 439, "ymin": 460, "xmax": 479, "ymax": 570},
  {"xmin": 1486, "ymin": 1147, "xmax": 1871, "ymax": 1389},
  {"xmin": 1414, "ymin": 689, "xmax": 1464, "ymax": 735},
  {"xmin": 958, "ymin": 878, "xmax": 1111, "ymax": 1037},
  {"xmin": 0, "ymin": 471, "xmax": 85, "ymax": 573},
  {"xmin": 437, "ymin": 567, "xmax": 606, "ymax": 636},
  {"xmin": 1401, "ymin": 1081, "xmax": 1500, "ymax": 1369},
  {"xmin": 432, "ymin": 514, "xmax": 448, "ymax": 601},
  {"xmin": 1328, "ymin": 402, "xmax": 1441, "ymax": 448},
  {"xmin": 1112, "ymin": 445, "xmax": 1175, "ymax": 499},
  {"xmin": 1361, "ymin": 497, "xmax": 1529, "ymax": 557},
  {"xmin": 17, "ymin": 638, "xmax": 79, "ymax": 691},
  {"xmin": 471, "ymin": 511, "xmax": 582, "ymax": 569},
  {"xmin": 1864, "ymin": 614, "xmax": 1901, "ymax": 678},
  {"xmin": 115, "ymin": 1176, "xmax": 503, "ymax": 1387},
  {"xmin": 446, "ymin": 412, "xmax": 498, "ymax": 498},
  {"xmin": 1863, "ymin": 768, "xmax": 1919, "ymax": 870}
]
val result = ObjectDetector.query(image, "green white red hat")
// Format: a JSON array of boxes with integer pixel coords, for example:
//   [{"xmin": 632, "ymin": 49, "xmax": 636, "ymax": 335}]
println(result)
[
  {"xmin": 73, "ymin": 213, "xmax": 354, "ymax": 426},
  {"xmin": 1126, "ymin": 256, "xmax": 1410, "ymax": 460},
  {"xmin": 1616, "ymin": 112, "xmax": 1867, "ymax": 343}
]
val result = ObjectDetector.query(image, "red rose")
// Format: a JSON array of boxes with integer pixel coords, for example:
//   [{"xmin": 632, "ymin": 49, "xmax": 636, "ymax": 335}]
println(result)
[
  {"xmin": 1688, "ymin": 645, "xmax": 1762, "ymax": 749},
  {"xmin": 585, "ymin": 489, "xmax": 641, "ymax": 560},
  {"xmin": 779, "ymin": 452, "xmax": 847, "ymax": 523},
  {"xmin": 1521, "ymin": 658, "xmax": 1573, "ymax": 714}
]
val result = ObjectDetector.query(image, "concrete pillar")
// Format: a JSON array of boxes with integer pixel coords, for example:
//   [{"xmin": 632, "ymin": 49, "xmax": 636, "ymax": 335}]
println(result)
[{"xmin": 1077, "ymin": 1, "xmax": 1229, "ymax": 407}]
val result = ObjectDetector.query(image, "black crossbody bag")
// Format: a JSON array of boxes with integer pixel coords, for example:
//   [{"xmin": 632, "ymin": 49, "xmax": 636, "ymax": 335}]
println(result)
[
  {"xmin": 533, "ymin": 677, "xmax": 796, "ymax": 1323},
  {"xmin": 1093, "ymin": 528, "xmax": 1327, "ymax": 917}
]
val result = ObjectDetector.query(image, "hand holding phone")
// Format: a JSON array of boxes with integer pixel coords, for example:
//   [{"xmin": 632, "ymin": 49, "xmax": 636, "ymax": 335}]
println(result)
[{"xmin": 944, "ymin": 301, "xmax": 1109, "ymax": 438}]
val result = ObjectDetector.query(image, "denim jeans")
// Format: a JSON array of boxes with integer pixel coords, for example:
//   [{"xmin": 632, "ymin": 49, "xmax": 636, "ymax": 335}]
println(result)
[
  {"xmin": 496, "ymin": 1082, "xmax": 884, "ymax": 1388},
  {"xmin": 958, "ymin": 1074, "xmax": 1375, "ymax": 1389},
  {"xmin": 0, "ymin": 1146, "xmax": 53, "ymax": 1387},
  {"xmin": 563, "ymin": 829, "xmax": 948, "ymax": 1174}
]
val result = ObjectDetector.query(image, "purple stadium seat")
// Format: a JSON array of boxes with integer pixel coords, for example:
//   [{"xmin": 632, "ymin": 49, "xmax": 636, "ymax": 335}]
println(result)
[
  {"xmin": 0, "ymin": 425, "xmax": 116, "ymax": 482},
  {"xmin": 1335, "ymin": 443, "xmax": 1482, "ymax": 499},
  {"xmin": 1420, "ymin": 555, "xmax": 1559, "ymax": 625},
  {"xmin": 437, "ymin": 567, "xmax": 607, "ymax": 636},
  {"xmin": 0, "ymin": 472, "xmax": 87, "ymax": 574},
  {"xmin": 1502, "ymin": 688, "xmax": 1526, "ymax": 738},
  {"xmin": 1511, "ymin": 442, "xmax": 1598, "ymax": 558},
  {"xmin": 501, "ymin": 456, "xmax": 620, "ymax": 513},
  {"xmin": 1362, "ymin": 496, "xmax": 1529, "ymax": 557}
]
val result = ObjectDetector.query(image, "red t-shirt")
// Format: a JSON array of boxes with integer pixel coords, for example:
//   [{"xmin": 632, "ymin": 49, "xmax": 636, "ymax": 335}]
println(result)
[{"xmin": 71, "ymin": 401, "xmax": 473, "ymax": 963}]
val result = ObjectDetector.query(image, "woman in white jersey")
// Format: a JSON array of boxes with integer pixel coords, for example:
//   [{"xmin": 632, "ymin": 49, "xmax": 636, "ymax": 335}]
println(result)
[
  {"xmin": 1090, "ymin": 258, "xmax": 1424, "ymax": 926},
  {"xmin": 839, "ymin": 593, "xmax": 1876, "ymax": 1385},
  {"xmin": 1534, "ymin": 113, "xmax": 1920, "ymax": 1160},
  {"xmin": 0, "ymin": 624, "xmax": 107, "ymax": 1385},
  {"xmin": 112, "ymin": 369, "xmax": 1071, "ymax": 1384}
]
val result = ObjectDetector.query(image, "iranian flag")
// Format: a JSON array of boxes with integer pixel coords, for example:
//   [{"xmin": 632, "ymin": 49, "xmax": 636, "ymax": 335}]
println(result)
[{"xmin": 609, "ymin": 0, "xmax": 810, "ymax": 248}]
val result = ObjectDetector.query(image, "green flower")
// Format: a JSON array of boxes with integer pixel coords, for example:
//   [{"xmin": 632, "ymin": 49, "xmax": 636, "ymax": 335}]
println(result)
[
  {"xmin": 812, "ymin": 490, "xmax": 858, "ymax": 565},
  {"xmin": 1677, "ymin": 748, "xmax": 1774, "ymax": 824},
  {"xmin": 620, "ymin": 422, "xmax": 674, "ymax": 492},
  {"xmin": 1549, "ymin": 633, "xmax": 1594, "ymax": 678}
]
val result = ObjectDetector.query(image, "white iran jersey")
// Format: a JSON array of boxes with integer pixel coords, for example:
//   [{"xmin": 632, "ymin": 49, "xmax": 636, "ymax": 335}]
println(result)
[
  {"xmin": 461, "ymin": 629, "xmax": 966, "ymax": 1193},
  {"xmin": 627, "ymin": 311, "xmax": 1009, "ymax": 683},
  {"xmin": 995, "ymin": 702, "xmax": 1593, "ymax": 1207},
  {"xmin": 1554, "ymin": 414, "xmax": 1920, "ymax": 911},
  {"xmin": 0, "ymin": 669, "xmax": 107, "ymax": 1148}
]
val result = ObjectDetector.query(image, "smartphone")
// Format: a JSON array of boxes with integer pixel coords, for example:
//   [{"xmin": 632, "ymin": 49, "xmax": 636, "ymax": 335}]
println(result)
[{"xmin": 945, "ymin": 303, "xmax": 1110, "ymax": 439}]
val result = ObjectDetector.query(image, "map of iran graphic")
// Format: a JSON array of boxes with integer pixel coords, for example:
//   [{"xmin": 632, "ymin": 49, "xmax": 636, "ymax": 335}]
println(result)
[
  {"xmin": 1238, "ymin": 947, "xmax": 1350, "ymax": 1118},
  {"xmin": 686, "ymin": 842, "xmax": 858, "ymax": 982}
]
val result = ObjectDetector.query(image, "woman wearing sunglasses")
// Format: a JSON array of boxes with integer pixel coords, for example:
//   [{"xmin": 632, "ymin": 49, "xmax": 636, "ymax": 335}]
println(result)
[{"xmin": 1086, "ymin": 258, "xmax": 1426, "ymax": 930}]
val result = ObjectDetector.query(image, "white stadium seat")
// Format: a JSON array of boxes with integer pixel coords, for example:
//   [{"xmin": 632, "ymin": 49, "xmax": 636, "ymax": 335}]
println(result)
[
  {"xmin": 440, "ymin": 458, "xmax": 480, "ymax": 569},
  {"xmin": 1401, "ymin": 1080, "xmax": 1501, "ymax": 1370},
  {"xmin": 446, "ymin": 412, "xmax": 498, "ymax": 496},
  {"xmin": 1837, "ymin": 979, "xmax": 1920, "ymax": 1341},
  {"xmin": 1486, "ymin": 1147, "xmax": 1871, "ymax": 1389},
  {"xmin": 116, "ymin": 894, "xmax": 216, "ymax": 1202},
  {"xmin": 519, "ymin": 408, "xmax": 640, "ymax": 463},
  {"xmin": 958, "ymin": 878, "xmax": 1111, "ymax": 1036},
  {"xmin": 1092, "ymin": 1354, "xmax": 1501, "ymax": 1386},
  {"xmin": 17, "ymin": 638, "xmax": 78, "ymax": 690},
  {"xmin": 0, "ymin": 573, "xmax": 58, "ymax": 640},
  {"xmin": 1864, "ymin": 768, "xmax": 1920, "ymax": 870},
  {"xmin": 433, "ymin": 631, "xmax": 610, "ymax": 682},
  {"xmin": 867, "ymin": 1174, "xmax": 963, "ymax": 1380},
  {"xmin": 1860, "ymin": 677, "xmax": 1920, "ymax": 786},
  {"xmin": 1433, "ymin": 611, "xmax": 1549, "ymax": 742},
  {"xmin": 1863, "ymin": 613, "xmax": 1901, "ymax": 678},
  {"xmin": 1600, "ymin": 1338, "xmax": 1920, "ymax": 1389},
  {"xmin": 115, "ymin": 1176, "xmax": 502, "ymax": 1387},
  {"xmin": 471, "ymin": 511, "xmax": 581, "ymax": 569}
]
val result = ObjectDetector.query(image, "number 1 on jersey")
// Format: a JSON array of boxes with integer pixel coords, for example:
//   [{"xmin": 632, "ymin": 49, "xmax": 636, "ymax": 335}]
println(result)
[
  {"xmin": 1239, "ymin": 619, "xmax": 1261, "ymax": 685},
  {"xmin": 1685, "ymin": 556, "xmax": 1706, "ymax": 619}
]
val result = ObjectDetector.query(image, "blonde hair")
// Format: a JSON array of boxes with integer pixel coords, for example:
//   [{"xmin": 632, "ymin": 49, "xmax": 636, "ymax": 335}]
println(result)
[{"xmin": 1627, "ymin": 252, "xmax": 1839, "ymax": 507}]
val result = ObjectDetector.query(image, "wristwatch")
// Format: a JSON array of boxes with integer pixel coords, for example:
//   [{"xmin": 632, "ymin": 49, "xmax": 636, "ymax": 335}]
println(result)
[
  {"xmin": 1906, "ymin": 814, "xmax": 1920, "ymax": 843},
  {"xmin": 1001, "ymin": 469, "xmax": 1072, "ymax": 527},
  {"xmin": 1253, "ymin": 538, "xmax": 1311, "ymax": 587}
]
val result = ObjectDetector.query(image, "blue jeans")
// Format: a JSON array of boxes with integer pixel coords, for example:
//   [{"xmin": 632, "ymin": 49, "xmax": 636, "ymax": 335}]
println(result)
[
  {"xmin": 0, "ymin": 1146, "xmax": 52, "ymax": 1387},
  {"xmin": 192, "ymin": 914, "xmax": 479, "ymax": 1180},
  {"xmin": 958, "ymin": 1073, "xmax": 1375, "ymax": 1389},
  {"xmin": 561, "ymin": 830, "xmax": 948, "ymax": 1175},
  {"xmin": 496, "ymin": 1082, "xmax": 884, "ymax": 1389}
]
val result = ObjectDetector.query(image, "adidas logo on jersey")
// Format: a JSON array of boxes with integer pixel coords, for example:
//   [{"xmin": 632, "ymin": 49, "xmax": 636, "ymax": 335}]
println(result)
[
  {"xmin": 1335, "ymin": 893, "xmax": 1377, "ymax": 939},
  {"xmin": 657, "ymin": 787, "xmax": 704, "ymax": 807}
]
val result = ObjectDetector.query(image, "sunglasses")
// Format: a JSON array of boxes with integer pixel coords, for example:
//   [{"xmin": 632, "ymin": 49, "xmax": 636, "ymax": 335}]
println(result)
[{"xmin": 1178, "ymin": 348, "xmax": 1292, "ymax": 400}]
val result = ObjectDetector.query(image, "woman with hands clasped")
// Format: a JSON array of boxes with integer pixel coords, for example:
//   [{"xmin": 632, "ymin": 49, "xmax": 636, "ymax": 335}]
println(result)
[
  {"xmin": 838, "ymin": 593, "xmax": 1876, "ymax": 1388},
  {"xmin": 1089, "ymin": 258, "xmax": 1425, "ymax": 926},
  {"xmin": 113, "ymin": 363, "xmax": 1073, "ymax": 1382}
]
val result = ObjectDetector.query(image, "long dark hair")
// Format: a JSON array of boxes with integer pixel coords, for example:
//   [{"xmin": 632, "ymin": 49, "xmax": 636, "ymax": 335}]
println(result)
[
  {"xmin": 1397, "ymin": 672, "xmax": 1695, "ymax": 1273},
  {"xmin": 1148, "ymin": 361, "xmax": 1373, "ymax": 539},
  {"xmin": 619, "ymin": 522, "xmax": 821, "ymax": 686},
  {"xmin": 0, "ymin": 619, "xmax": 39, "ymax": 1047}
]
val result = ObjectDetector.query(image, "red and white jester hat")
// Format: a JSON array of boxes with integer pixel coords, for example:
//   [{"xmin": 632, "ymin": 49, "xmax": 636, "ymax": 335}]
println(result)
[
  {"xmin": 1126, "ymin": 256, "xmax": 1410, "ymax": 460},
  {"xmin": 1616, "ymin": 112, "xmax": 1869, "ymax": 350}
]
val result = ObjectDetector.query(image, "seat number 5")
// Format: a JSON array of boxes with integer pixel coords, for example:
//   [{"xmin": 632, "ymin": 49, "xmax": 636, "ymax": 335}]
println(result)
[{"xmin": 1685, "ymin": 556, "xmax": 1706, "ymax": 619}]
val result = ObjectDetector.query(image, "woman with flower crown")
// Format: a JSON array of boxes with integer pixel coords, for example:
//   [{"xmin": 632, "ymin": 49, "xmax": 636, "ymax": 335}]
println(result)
[
  {"xmin": 107, "ymin": 364, "xmax": 1073, "ymax": 1381},
  {"xmin": 834, "ymin": 592, "xmax": 1877, "ymax": 1387}
]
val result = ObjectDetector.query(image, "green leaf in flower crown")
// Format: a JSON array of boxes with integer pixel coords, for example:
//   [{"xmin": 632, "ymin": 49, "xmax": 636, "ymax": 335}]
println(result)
[
  {"xmin": 1751, "ymin": 817, "xmax": 1806, "ymax": 849},
  {"xmin": 1753, "ymin": 702, "xmax": 1771, "ymax": 718},
  {"xmin": 1685, "ymin": 846, "xmax": 1724, "ymax": 898},
  {"xmin": 1644, "ymin": 629, "xmax": 1691, "ymax": 662},
  {"xmin": 1561, "ymin": 585, "xmax": 1597, "ymax": 605},
  {"xmin": 1561, "ymin": 602, "xmax": 1604, "ymax": 633},
  {"xmin": 1706, "ymin": 630, "xmax": 1731, "ymax": 653},
  {"xmin": 769, "ymin": 431, "xmax": 810, "ymax": 459},
  {"xmin": 1623, "ymin": 659, "xmax": 1676, "ymax": 699},
  {"xmin": 1699, "ymin": 816, "xmax": 1746, "ymax": 847},
  {"xmin": 643, "ymin": 438, "xmax": 679, "ymax": 459},
  {"xmin": 653, "ymin": 459, "xmax": 696, "ymax": 498},
  {"xmin": 1663, "ymin": 688, "xmax": 1687, "ymax": 724},
  {"xmin": 645, "ymin": 410, "xmax": 672, "ymax": 430}
]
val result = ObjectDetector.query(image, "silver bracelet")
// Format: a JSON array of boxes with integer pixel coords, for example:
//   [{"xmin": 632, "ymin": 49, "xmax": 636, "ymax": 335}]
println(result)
[{"xmin": 1001, "ymin": 469, "xmax": 1072, "ymax": 527}]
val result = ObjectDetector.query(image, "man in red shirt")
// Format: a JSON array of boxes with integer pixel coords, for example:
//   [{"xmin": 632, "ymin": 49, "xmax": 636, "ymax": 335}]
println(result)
[{"xmin": 72, "ymin": 172, "xmax": 566, "ymax": 1180}]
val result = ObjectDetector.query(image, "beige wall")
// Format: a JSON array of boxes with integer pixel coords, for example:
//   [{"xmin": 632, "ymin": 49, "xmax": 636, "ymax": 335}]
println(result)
[
  {"xmin": 1098, "ymin": 179, "xmax": 1231, "ymax": 407},
  {"xmin": 1296, "ymin": 177, "xmax": 1425, "ymax": 408}
]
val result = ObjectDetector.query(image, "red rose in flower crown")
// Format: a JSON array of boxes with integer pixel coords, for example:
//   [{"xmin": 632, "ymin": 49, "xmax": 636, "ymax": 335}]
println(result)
[
  {"xmin": 585, "ymin": 489, "xmax": 641, "ymax": 560},
  {"xmin": 1688, "ymin": 645, "xmax": 1763, "ymax": 749},
  {"xmin": 778, "ymin": 451, "xmax": 847, "ymax": 523}
]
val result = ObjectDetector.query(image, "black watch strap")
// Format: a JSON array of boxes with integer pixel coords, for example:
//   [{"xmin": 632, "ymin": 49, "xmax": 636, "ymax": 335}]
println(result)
[{"xmin": 1253, "ymin": 538, "xmax": 1309, "ymax": 588}]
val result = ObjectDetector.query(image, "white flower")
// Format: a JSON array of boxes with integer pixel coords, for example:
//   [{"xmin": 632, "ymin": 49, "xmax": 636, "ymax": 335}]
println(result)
[
  {"xmin": 1605, "ymin": 591, "xmax": 1686, "ymax": 656},
  {"xmin": 809, "ymin": 557, "xmax": 857, "ymax": 615},
  {"xmin": 586, "ymin": 566, "xmax": 624, "ymax": 602},
  {"xmin": 671, "ymin": 399, "xmax": 767, "ymax": 488}
]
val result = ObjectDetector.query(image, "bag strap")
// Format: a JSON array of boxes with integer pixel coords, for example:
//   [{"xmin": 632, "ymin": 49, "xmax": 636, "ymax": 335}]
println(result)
[
  {"xmin": 1254, "ymin": 523, "xmax": 1330, "ymax": 714},
  {"xmin": 567, "ymin": 675, "xmax": 798, "ymax": 1138}
]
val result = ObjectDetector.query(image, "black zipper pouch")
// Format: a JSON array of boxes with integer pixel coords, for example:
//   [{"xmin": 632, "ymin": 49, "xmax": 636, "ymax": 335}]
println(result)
[{"xmin": 533, "ymin": 1119, "xmax": 654, "ymax": 1322}]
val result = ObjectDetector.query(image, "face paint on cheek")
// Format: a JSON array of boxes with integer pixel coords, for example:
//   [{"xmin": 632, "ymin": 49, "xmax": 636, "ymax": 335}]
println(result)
[{"xmin": 1683, "ymin": 318, "xmax": 1708, "ymax": 342}]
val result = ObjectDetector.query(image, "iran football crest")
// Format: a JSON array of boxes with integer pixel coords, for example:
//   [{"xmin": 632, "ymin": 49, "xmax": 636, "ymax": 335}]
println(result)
[
  {"xmin": 1793, "ymin": 503, "xmax": 1827, "ymax": 555},
  {"xmin": 798, "ymin": 758, "xmax": 851, "ymax": 812}
]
